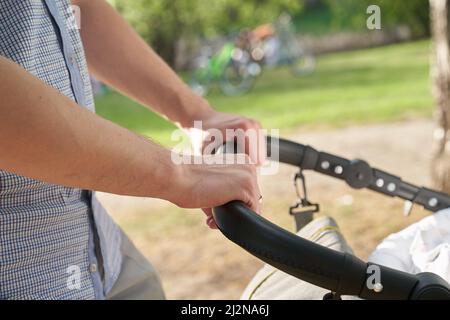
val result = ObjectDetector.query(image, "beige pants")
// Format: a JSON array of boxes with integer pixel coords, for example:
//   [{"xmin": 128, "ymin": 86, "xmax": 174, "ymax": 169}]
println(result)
[{"xmin": 106, "ymin": 230, "xmax": 166, "ymax": 300}]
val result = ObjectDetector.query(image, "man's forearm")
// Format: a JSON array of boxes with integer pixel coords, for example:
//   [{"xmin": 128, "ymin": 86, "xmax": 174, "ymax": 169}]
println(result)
[
  {"xmin": 0, "ymin": 56, "xmax": 179, "ymax": 201},
  {"xmin": 74, "ymin": 0, "xmax": 212, "ymax": 128}
]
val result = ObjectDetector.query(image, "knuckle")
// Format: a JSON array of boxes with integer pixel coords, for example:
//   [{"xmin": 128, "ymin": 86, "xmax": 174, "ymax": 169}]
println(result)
[
  {"xmin": 248, "ymin": 118, "xmax": 261, "ymax": 129},
  {"xmin": 238, "ymin": 120, "xmax": 252, "ymax": 131},
  {"xmin": 243, "ymin": 154, "xmax": 252, "ymax": 164}
]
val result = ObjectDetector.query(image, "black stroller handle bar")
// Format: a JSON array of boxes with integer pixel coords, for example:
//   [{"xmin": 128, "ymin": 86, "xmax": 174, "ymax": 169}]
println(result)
[{"xmin": 212, "ymin": 137, "xmax": 450, "ymax": 299}]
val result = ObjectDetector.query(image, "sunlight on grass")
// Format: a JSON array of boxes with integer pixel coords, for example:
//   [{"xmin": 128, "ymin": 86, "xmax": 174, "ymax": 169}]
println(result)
[{"xmin": 95, "ymin": 40, "xmax": 433, "ymax": 146}]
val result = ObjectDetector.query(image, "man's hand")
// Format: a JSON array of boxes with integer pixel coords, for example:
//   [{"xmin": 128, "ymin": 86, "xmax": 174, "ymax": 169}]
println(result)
[
  {"xmin": 190, "ymin": 109, "xmax": 266, "ymax": 166},
  {"xmin": 186, "ymin": 109, "xmax": 265, "ymax": 228},
  {"xmin": 172, "ymin": 154, "xmax": 261, "ymax": 229}
]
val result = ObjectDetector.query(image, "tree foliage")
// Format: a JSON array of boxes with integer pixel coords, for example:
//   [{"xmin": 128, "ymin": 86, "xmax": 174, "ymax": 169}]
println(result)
[
  {"xmin": 108, "ymin": 0, "xmax": 302, "ymax": 66},
  {"xmin": 325, "ymin": 0, "xmax": 430, "ymax": 37}
]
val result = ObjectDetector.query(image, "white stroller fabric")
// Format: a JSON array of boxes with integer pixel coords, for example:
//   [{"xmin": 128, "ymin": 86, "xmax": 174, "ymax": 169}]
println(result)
[{"xmin": 369, "ymin": 208, "xmax": 450, "ymax": 284}]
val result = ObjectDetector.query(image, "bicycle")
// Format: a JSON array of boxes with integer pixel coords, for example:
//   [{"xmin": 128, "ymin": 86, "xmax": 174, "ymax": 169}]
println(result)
[
  {"xmin": 245, "ymin": 14, "xmax": 316, "ymax": 77},
  {"xmin": 189, "ymin": 41, "xmax": 261, "ymax": 97}
]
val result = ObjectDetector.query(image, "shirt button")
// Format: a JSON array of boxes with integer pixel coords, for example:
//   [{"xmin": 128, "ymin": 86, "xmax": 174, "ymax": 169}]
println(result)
[
  {"xmin": 69, "ymin": 54, "xmax": 77, "ymax": 66},
  {"xmin": 89, "ymin": 263, "xmax": 98, "ymax": 273}
]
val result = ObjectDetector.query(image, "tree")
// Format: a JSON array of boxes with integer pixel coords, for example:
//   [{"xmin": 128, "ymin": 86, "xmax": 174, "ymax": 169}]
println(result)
[
  {"xmin": 430, "ymin": 0, "xmax": 450, "ymax": 193},
  {"xmin": 326, "ymin": 0, "xmax": 429, "ymax": 37},
  {"xmin": 108, "ymin": 0, "xmax": 302, "ymax": 67}
]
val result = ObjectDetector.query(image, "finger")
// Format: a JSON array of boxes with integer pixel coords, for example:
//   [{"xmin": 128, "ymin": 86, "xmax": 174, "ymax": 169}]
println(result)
[
  {"xmin": 249, "ymin": 119, "xmax": 266, "ymax": 165},
  {"xmin": 257, "ymin": 126, "xmax": 267, "ymax": 165},
  {"xmin": 207, "ymin": 215, "xmax": 218, "ymax": 229},
  {"xmin": 244, "ymin": 190, "xmax": 260, "ymax": 215},
  {"xmin": 201, "ymin": 132, "xmax": 211, "ymax": 154},
  {"xmin": 238, "ymin": 165, "xmax": 261, "ymax": 214},
  {"xmin": 203, "ymin": 208, "xmax": 218, "ymax": 229},
  {"xmin": 202, "ymin": 208, "xmax": 213, "ymax": 217},
  {"xmin": 253, "ymin": 179, "xmax": 263, "ymax": 214},
  {"xmin": 244, "ymin": 134, "xmax": 255, "ymax": 165},
  {"xmin": 238, "ymin": 119, "xmax": 264, "ymax": 166},
  {"xmin": 201, "ymin": 132, "xmax": 221, "ymax": 155},
  {"xmin": 189, "ymin": 126, "xmax": 207, "ymax": 156}
]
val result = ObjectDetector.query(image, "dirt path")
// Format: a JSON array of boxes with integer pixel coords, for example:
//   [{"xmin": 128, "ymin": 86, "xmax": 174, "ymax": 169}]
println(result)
[{"xmin": 97, "ymin": 119, "xmax": 436, "ymax": 299}]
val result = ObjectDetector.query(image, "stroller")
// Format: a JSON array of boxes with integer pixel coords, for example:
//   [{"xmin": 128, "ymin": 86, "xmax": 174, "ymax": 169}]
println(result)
[{"xmin": 213, "ymin": 137, "xmax": 450, "ymax": 300}]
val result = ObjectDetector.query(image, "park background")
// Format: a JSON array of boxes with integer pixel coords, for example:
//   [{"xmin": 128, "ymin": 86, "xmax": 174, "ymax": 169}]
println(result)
[{"xmin": 93, "ymin": 0, "xmax": 449, "ymax": 299}]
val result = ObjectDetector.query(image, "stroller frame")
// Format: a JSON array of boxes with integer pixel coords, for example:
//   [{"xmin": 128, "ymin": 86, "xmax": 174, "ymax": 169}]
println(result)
[{"xmin": 213, "ymin": 137, "xmax": 450, "ymax": 300}]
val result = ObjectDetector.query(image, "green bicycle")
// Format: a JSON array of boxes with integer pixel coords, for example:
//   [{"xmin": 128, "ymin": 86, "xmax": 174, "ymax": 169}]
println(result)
[{"xmin": 189, "ymin": 41, "xmax": 261, "ymax": 96}]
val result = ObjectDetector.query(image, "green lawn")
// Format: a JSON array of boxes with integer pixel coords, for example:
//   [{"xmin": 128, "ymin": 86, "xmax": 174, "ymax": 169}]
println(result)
[{"xmin": 95, "ymin": 40, "xmax": 433, "ymax": 146}]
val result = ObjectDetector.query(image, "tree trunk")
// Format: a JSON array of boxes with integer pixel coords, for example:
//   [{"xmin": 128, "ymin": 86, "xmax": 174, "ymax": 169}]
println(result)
[
  {"xmin": 430, "ymin": 0, "xmax": 450, "ymax": 193},
  {"xmin": 153, "ymin": 34, "xmax": 178, "ymax": 67}
]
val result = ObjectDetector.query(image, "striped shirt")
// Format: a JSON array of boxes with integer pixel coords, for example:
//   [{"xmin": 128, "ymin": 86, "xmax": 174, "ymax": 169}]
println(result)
[{"xmin": 0, "ymin": 0, "xmax": 122, "ymax": 299}]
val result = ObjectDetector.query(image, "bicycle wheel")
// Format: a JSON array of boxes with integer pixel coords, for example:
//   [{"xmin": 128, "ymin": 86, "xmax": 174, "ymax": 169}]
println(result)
[
  {"xmin": 291, "ymin": 52, "xmax": 316, "ymax": 77},
  {"xmin": 189, "ymin": 65, "xmax": 212, "ymax": 97},
  {"xmin": 220, "ymin": 59, "xmax": 261, "ymax": 96}
]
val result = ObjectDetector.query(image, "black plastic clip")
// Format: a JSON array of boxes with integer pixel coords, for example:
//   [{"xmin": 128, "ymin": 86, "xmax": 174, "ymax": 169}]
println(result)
[{"xmin": 289, "ymin": 170, "xmax": 320, "ymax": 231}]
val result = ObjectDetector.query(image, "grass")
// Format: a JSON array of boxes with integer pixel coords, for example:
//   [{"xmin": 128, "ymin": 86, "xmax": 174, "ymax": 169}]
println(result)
[{"xmin": 95, "ymin": 40, "xmax": 433, "ymax": 146}]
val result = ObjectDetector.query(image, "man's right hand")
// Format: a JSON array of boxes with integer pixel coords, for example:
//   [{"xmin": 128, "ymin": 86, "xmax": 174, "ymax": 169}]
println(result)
[{"xmin": 171, "ymin": 154, "xmax": 261, "ymax": 229}]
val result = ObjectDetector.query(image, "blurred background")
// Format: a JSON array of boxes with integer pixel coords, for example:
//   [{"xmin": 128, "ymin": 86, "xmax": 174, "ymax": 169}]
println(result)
[{"xmin": 93, "ymin": 0, "xmax": 450, "ymax": 299}]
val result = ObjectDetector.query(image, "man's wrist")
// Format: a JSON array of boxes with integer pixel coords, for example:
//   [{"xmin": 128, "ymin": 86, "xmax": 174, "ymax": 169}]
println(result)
[
  {"xmin": 164, "ymin": 161, "xmax": 197, "ymax": 208},
  {"xmin": 177, "ymin": 91, "xmax": 215, "ymax": 129},
  {"xmin": 152, "ymin": 152, "xmax": 184, "ymax": 204}
]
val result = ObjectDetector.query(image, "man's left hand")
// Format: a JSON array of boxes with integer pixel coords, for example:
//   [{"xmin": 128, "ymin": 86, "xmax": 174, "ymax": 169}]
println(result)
[{"xmin": 191, "ymin": 110, "xmax": 266, "ymax": 165}]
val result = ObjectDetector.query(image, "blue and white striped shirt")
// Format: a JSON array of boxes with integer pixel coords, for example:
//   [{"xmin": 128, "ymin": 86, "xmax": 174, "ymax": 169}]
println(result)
[{"xmin": 0, "ymin": 0, "xmax": 122, "ymax": 299}]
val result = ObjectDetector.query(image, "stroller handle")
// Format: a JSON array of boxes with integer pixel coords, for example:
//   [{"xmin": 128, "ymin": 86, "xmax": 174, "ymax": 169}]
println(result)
[{"xmin": 212, "ymin": 137, "xmax": 450, "ymax": 299}]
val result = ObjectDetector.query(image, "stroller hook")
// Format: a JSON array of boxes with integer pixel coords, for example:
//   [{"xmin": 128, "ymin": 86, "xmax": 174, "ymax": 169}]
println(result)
[{"xmin": 289, "ymin": 169, "xmax": 320, "ymax": 231}]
